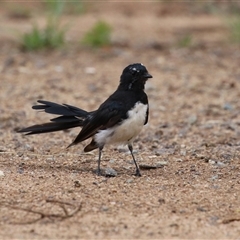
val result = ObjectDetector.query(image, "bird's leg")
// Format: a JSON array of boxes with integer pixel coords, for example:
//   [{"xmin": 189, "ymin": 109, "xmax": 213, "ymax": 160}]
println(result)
[
  {"xmin": 128, "ymin": 144, "xmax": 141, "ymax": 177},
  {"xmin": 97, "ymin": 146, "xmax": 103, "ymax": 176}
]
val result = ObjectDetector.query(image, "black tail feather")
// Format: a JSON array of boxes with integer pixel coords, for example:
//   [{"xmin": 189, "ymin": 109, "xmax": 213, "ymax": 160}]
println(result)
[
  {"xmin": 18, "ymin": 100, "xmax": 89, "ymax": 135},
  {"xmin": 18, "ymin": 121, "xmax": 82, "ymax": 135},
  {"xmin": 50, "ymin": 116, "xmax": 81, "ymax": 123},
  {"xmin": 33, "ymin": 100, "xmax": 88, "ymax": 118}
]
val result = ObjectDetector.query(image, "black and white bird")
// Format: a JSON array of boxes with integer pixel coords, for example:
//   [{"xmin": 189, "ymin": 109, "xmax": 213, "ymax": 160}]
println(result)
[{"xmin": 18, "ymin": 63, "xmax": 152, "ymax": 176}]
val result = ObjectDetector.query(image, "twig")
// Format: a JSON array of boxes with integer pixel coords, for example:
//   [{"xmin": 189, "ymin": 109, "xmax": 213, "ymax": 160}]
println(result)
[
  {"xmin": 1, "ymin": 199, "xmax": 82, "ymax": 224},
  {"xmin": 222, "ymin": 218, "xmax": 240, "ymax": 224}
]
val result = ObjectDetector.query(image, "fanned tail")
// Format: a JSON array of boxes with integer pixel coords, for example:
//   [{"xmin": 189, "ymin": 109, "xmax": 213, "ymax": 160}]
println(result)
[{"xmin": 18, "ymin": 100, "xmax": 90, "ymax": 135}]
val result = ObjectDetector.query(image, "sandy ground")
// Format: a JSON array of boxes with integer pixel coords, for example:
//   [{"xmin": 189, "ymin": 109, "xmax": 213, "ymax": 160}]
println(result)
[{"xmin": 0, "ymin": 3, "xmax": 240, "ymax": 239}]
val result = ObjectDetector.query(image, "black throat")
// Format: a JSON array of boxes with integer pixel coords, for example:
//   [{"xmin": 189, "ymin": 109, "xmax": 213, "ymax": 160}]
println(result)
[{"xmin": 118, "ymin": 77, "xmax": 146, "ymax": 92}]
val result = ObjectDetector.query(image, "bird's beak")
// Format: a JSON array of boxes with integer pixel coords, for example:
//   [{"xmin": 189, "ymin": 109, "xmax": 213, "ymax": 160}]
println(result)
[{"xmin": 145, "ymin": 72, "xmax": 153, "ymax": 79}]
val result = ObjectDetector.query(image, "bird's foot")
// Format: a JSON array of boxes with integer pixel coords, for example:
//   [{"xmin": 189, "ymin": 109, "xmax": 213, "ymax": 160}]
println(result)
[
  {"xmin": 95, "ymin": 168, "xmax": 103, "ymax": 176},
  {"xmin": 135, "ymin": 170, "xmax": 142, "ymax": 177}
]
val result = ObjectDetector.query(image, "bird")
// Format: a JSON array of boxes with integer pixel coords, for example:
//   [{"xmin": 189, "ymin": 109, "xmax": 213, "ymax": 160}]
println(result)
[{"xmin": 18, "ymin": 63, "xmax": 152, "ymax": 176}]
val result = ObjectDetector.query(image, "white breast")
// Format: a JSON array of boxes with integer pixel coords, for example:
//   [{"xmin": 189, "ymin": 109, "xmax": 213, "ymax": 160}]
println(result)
[{"xmin": 95, "ymin": 102, "xmax": 148, "ymax": 146}]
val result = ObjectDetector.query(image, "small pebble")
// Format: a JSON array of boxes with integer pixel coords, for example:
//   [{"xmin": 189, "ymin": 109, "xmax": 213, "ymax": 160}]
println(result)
[
  {"xmin": 117, "ymin": 147, "xmax": 129, "ymax": 153},
  {"xmin": 17, "ymin": 152, "xmax": 23, "ymax": 157},
  {"xmin": 0, "ymin": 146, "xmax": 7, "ymax": 152},
  {"xmin": 101, "ymin": 206, "xmax": 109, "ymax": 211},
  {"xmin": 209, "ymin": 216, "xmax": 219, "ymax": 225},
  {"xmin": 208, "ymin": 160, "xmax": 216, "ymax": 165},
  {"xmin": 211, "ymin": 175, "xmax": 218, "ymax": 180},
  {"xmin": 104, "ymin": 167, "xmax": 117, "ymax": 177},
  {"xmin": 197, "ymin": 207, "xmax": 207, "ymax": 212},
  {"xmin": 74, "ymin": 180, "xmax": 81, "ymax": 188},
  {"xmin": 55, "ymin": 65, "xmax": 63, "ymax": 72},
  {"xmin": 216, "ymin": 161, "xmax": 225, "ymax": 168},
  {"xmin": 24, "ymin": 144, "xmax": 34, "ymax": 152},
  {"xmin": 174, "ymin": 158, "xmax": 183, "ymax": 162},
  {"xmin": 156, "ymin": 161, "xmax": 168, "ymax": 166},
  {"xmin": 126, "ymin": 178, "xmax": 134, "ymax": 183},
  {"xmin": 85, "ymin": 67, "xmax": 96, "ymax": 75},
  {"xmin": 109, "ymin": 159, "xmax": 115, "ymax": 164},
  {"xmin": 158, "ymin": 198, "xmax": 166, "ymax": 204},
  {"xmin": 180, "ymin": 149, "xmax": 186, "ymax": 156},
  {"xmin": 223, "ymin": 103, "xmax": 233, "ymax": 110},
  {"xmin": 18, "ymin": 168, "xmax": 24, "ymax": 174},
  {"xmin": 0, "ymin": 170, "xmax": 5, "ymax": 177},
  {"xmin": 200, "ymin": 124, "xmax": 214, "ymax": 129},
  {"xmin": 148, "ymin": 155, "xmax": 157, "ymax": 159},
  {"xmin": 188, "ymin": 114, "xmax": 197, "ymax": 125}
]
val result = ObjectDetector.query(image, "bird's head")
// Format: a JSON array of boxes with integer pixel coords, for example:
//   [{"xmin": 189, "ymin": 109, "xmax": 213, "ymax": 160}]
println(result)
[{"xmin": 120, "ymin": 63, "xmax": 152, "ymax": 90}]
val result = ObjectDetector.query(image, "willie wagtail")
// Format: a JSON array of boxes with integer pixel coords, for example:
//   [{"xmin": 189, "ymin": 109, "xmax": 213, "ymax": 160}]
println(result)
[{"xmin": 18, "ymin": 63, "xmax": 152, "ymax": 176}]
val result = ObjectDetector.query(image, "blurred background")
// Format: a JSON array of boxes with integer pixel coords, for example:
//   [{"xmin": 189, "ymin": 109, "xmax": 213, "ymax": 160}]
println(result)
[{"xmin": 1, "ymin": 1, "xmax": 240, "ymax": 49}]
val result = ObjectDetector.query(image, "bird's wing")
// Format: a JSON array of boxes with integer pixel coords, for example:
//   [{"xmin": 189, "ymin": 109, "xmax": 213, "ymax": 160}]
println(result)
[{"xmin": 69, "ymin": 101, "xmax": 124, "ymax": 146}]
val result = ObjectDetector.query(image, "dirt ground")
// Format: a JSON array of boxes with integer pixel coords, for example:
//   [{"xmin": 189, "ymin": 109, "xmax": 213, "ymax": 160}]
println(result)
[{"xmin": 0, "ymin": 2, "xmax": 240, "ymax": 239}]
